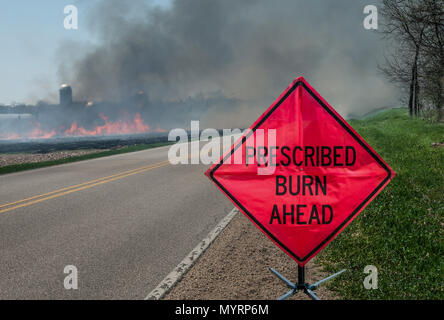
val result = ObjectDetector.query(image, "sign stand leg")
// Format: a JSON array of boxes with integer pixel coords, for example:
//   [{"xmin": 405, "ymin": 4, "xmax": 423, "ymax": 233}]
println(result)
[{"xmin": 269, "ymin": 266, "xmax": 346, "ymax": 300}]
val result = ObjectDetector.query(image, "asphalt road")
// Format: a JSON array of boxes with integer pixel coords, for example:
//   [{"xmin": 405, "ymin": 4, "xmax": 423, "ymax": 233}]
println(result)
[{"xmin": 0, "ymin": 144, "xmax": 233, "ymax": 299}]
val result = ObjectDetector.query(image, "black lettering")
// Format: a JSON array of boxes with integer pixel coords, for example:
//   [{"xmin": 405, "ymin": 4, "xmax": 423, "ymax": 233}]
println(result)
[
  {"xmin": 305, "ymin": 146, "xmax": 315, "ymax": 166},
  {"xmin": 333, "ymin": 146, "xmax": 343, "ymax": 166},
  {"xmin": 315, "ymin": 175, "xmax": 327, "ymax": 195},
  {"xmin": 322, "ymin": 205, "xmax": 333, "ymax": 224},
  {"xmin": 293, "ymin": 146, "xmax": 303, "ymax": 166},
  {"xmin": 280, "ymin": 146, "xmax": 291, "ymax": 166},
  {"xmin": 245, "ymin": 146, "xmax": 255, "ymax": 166},
  {"xmin": 288, "ymin": 175, "xmax": 300, "ymax": 195},
  {"xmin": 297, "ymin": 205, "xmax": 307, "ymax": 224},
  {"xmin": 309, "ymin": 205, "xmax": 321, "ymax": 224},
  {"xmin": 270, "ymin": 146, "xmax": 279, "ymax": 167},
  {"xmin": 345, "ymin": 146, "xmax": 356, "ymax": 166},
  {"xmin": 316, "ymin": 146, "xmax": 320, "ymax": 166},
  {"xmin": 257, "ymin": 146, "xmax": 268, "ymax": 167},
  {"xmin": 321, "ymin": 146, "xmax": 332, "ymax": 166},
  {"xmin": 283, "ymin": 204, "xmax": 294, "ymax": 224},
  {"xmin": 276, "ymin": 175, "xmax": 287, "ymax": 195},
  {"xmin": 270, "ymin": 205, "xmax": 281, "ymax": 224},
  {"xmin": 302, "ymin": 175, "xmax": 314, "ymax": 195}
]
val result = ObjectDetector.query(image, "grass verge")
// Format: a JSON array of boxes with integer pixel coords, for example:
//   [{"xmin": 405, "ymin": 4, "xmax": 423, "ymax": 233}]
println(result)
[
  {"xmin": 318, "ymin": 108, "xmax": 443, "ymax": 299},
  {"xmin": 0, "ymin": 142, "xmax": 172, "ymax": 176}
]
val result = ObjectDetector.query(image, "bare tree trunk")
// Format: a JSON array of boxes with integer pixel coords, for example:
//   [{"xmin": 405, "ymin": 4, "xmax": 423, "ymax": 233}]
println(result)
[
  {"xmin": 413, "ymin": 44, "xmax": 422, "ymax": 117},
  {"xmin": 380, "ymin": 0, "xmax": 432, "ymax": 118},
  {"xmin": 409, "ymin": 63, "xmax": 415, "ymax": 117},
  {"xmin": 414, "ymin": 70, "xmax": 420, "ymax": 117},
  {"xmin": 437, "ymin": 80, "xmax": 443, "ymax": 121},
  {"xmin": 409, "ymin": 48, "xmax": 420, "ymax": 117}
]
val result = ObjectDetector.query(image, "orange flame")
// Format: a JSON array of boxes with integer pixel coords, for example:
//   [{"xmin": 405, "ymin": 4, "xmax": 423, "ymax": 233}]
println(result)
[
  {"xmin": 0, "ymin": 113, "xmax": 161, "ymax": 140},
  {"xmin": 29, "ymin": 123, "xmax": 57, "ymax": 139},
  {"xmin": 64, "ymin": 113, "xmax": 152, "ymax": 136}
]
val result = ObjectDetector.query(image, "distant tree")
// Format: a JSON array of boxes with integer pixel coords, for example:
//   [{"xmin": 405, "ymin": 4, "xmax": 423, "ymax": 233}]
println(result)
[
  {"xmin": 380, "ymin": 0, "xmax": 426, "ymax": 117},
  {"xmin": 380, "ymin": 0, "xmax": 443, "ymax": 120},
  {"xmin": 420, "ymin": 0, "xmax": 443, "ymax": 121}
]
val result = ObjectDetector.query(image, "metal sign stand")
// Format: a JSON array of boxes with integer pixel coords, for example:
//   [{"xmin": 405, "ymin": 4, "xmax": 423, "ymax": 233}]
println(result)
[{"xmin": 269, "ymin": 266, "xmax": 346, "ymax": 300}]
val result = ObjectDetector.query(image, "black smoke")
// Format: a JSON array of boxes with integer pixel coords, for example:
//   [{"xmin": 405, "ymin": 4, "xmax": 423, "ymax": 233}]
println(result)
[{"xmin": 56, "ymin": 0, "xmax": 399, "ymax": 129}]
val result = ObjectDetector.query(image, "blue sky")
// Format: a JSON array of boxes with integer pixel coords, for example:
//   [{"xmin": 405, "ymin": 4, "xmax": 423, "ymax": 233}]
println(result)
[{"xmin": 0, "ymin": 1, "xmax": 169, "ymax": 105}]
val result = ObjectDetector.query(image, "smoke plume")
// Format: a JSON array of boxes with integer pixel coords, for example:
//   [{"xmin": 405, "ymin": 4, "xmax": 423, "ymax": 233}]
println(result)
[{"xmin": 59, "ymin": 0, "xmax": 399, "ymax": 129}]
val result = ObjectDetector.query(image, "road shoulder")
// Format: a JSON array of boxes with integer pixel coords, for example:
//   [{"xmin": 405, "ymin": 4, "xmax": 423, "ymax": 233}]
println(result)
[{"xmin": 165, "ymin": 211, "xmax": 338, "ymax": 300}]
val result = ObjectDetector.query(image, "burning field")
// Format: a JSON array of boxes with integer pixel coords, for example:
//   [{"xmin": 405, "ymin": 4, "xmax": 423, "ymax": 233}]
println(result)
[
  {"xmin": 0, "ymin": 85, "xmax": 168, "ymax": 141},
  {"xmin": 0, "ymin": 86, "xmax": 172, "ymax": 155},
  {"xmin": 0, "ymin": 0, "xmax": 399, "ymax": 149},
  {"xmin": 1, "ymin": 112, "xmax": 162, "ymax": 141},
  {"xmin": 0, "ymin": 83, "xmax": 235, "ymax": 143}
]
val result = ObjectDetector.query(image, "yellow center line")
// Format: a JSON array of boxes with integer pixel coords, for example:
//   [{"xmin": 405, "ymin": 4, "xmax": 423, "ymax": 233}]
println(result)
[
  {"xmin": 0, "ymin": 160, "xmax": 171, "ymax": 215},
  {"xmin": 0, "ymin": 160, "xmax": 170, "ymax": 210}
]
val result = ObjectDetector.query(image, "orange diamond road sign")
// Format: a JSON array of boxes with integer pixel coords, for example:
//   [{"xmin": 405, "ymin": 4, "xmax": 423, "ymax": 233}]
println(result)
[{"xmin": 205, "ymin": 76, "xmax": 395, "ymax": 266}]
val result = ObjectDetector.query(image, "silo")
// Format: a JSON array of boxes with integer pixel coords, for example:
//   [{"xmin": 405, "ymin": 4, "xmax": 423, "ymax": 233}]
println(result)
[{"xmin": 59, "ymin": 84, "xmax": 73, "ymax": 106}]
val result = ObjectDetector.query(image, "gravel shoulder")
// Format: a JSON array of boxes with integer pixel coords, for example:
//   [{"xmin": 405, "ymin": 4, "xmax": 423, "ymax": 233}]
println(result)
[
  {"xmin": 165, "ymin": 211, "xmax": 339, "ymax": 300},
  {"xmin": 0, "ymin": 150, "xmax": 106, "ymax": 167}
]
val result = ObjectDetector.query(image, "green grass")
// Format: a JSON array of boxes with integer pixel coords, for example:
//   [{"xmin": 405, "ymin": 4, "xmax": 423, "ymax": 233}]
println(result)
[
  {"xmin": 0, "ymin": 142, "xmax": 173, "ymax": 176},
  {"xmin": 317, "ymin": 108, "xmax": 444, "ymax": 299}
]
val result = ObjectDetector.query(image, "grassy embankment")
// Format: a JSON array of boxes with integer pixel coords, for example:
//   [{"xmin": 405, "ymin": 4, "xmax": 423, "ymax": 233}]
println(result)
[
  {"xmin": 318, "ymin": 108, "xmax": 443, "ymax": 299},
  {"xmin": 0, "ymin": 142, "xmax": 172, "ymax": 176}
]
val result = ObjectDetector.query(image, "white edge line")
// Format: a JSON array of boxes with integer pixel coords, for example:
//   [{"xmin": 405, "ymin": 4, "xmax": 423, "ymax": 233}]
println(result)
[{"xmin": 144, "ymin": 207, "xmax": 239, "ymax": 300}]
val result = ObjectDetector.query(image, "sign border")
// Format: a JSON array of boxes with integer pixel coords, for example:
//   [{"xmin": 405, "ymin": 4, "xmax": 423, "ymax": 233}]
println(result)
[{"xmin": 208, "ymin": 79, "xmax": 392, "ymax": 263}]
